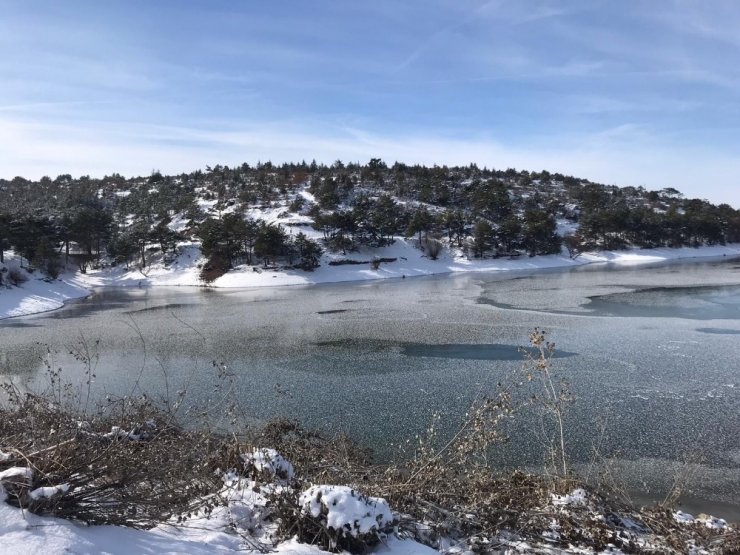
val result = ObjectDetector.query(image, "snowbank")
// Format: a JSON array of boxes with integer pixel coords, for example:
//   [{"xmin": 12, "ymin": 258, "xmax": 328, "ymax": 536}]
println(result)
[
  {"xmin": 0, "ymin": 256, "xmax": 90, "ymax": 321},
  {"xmin": 0, "ymin": 478, "xmax": 430, "ymax": 555},
  {"xmin": 76, "ymin": 238, "xmax": 740, "ymax": 291}
]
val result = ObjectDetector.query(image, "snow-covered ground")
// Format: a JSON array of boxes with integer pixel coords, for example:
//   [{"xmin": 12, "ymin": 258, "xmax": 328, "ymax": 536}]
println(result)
[
  {"xmin": 2, "ymin": 242, "xmax": 740, "ymax": 321},
  {"xmin": 77, "ymin": 239, "xmax": 740, "ymax": 290},
  {"xmin": 0, "ymin": 467, "xmax": 729, "ymax": 555},
  {"xmin": 0, "ymin": 479, "xmax": 435, "ymax": 555},
  {"xmin": 0, "ymin": 256, "xmax": 90, "ymax": 321},
  {"xmin": 0, "ymin": 486, "xmax": 437, "ymax": 555}
]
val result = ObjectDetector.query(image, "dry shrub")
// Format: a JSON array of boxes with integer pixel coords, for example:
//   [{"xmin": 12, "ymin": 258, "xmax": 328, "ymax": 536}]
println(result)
[
  {"xmin": 424, "ymin": 237, "xmax": 443, "ymax": 260},
  {"xmin": 257, "ymin": 419, "xmax": 372, "ymax": 485},
  {"xmin": 0, "ymin": 391, "xmax": 231, "ymax": 527}
]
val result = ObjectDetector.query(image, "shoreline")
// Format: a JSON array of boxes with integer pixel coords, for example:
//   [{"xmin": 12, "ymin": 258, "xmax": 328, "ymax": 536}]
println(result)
[{"xmin": 2, "ymin": 242, "xmax": 740, "ymax": 321}]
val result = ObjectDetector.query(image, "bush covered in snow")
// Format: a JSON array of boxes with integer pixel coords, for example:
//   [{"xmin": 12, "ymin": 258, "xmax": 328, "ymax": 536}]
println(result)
[
  {"xmin": 295, "ymin": 485, "xmax": 395, "ymax": 553},
  {"xmin": 242, "ymin": 448, "xmax": 294, "ymax": 481},
  {"xmin": 7, "ymin": 266, "xmax": 27, "ymax": 286}
]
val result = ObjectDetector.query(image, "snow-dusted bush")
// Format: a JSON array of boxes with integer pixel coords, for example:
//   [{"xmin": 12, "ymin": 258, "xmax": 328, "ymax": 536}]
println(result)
[
  {"xmin": 7, "ymin": 267, "xmax": 27, "ymax": 286},
  {"xmin": 242, "ymin": 448, "xmax": 294, "ymax": 481},
  {"xmin": 0, "ymin": 466, "xmax": 68, "ymax": 511},
  {"xmin": 0, "ymin": 466, "xmax": 33, "ymax": 490},
  {"xmin": 297, "ymin": 485, "xmax": 395, "ymax": 553},
  {"xmin": 424, "ymin": 237, "xmax": 442, "ymax": 260}
]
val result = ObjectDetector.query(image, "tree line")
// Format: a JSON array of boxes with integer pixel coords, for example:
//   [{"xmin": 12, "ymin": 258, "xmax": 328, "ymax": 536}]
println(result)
[{"xmin": 1, "ymin": 161, "xmax": 739, "ymax": 282}]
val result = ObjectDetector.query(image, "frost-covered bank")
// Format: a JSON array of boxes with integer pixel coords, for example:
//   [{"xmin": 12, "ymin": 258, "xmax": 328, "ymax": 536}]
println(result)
[{"xmin": 76, "ymin": 237, "xmax": 740, "ymax": 290}]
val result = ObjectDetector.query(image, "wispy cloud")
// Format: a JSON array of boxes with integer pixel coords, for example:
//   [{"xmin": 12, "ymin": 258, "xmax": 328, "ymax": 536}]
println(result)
[
  {"xmin": 568, "ymin": 95, "xmax": 702, "ymax": 115},
  {"xmin": 648, "ymin": 0, "xmax": 740, "ymax": 48},
  {"xmin": 393, "ymin": 0, "xmax": 503, "ymax": 72},
  {"xmin": 0, "ymin": 100, "xmax": 112, "ymax": 113}
]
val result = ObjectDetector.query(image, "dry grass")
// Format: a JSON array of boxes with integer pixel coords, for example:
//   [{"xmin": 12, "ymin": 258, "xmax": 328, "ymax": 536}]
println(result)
[{"xmin": 0, "ymin": 390, "xmax": 232, "ymax": 527}]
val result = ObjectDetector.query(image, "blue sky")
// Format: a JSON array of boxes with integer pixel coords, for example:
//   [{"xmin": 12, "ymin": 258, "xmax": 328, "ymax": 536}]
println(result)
[{"xmin": 1, "ymin": 0, "xmax": 739, "ymax": 206}]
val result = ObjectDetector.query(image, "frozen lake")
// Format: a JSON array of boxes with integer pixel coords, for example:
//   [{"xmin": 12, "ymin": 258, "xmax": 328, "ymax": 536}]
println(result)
[{"xmin": 2, "ymin": 256, "xmax": 739, "ymax": 516}]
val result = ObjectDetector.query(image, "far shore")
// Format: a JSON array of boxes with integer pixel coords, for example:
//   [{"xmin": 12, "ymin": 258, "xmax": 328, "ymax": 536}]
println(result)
[{"xmin": 2, "ymin": 241, "xmax": 740, "ymax": 321}]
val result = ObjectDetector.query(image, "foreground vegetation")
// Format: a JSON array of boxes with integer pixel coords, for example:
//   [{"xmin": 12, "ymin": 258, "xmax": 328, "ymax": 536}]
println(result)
[{"xmin": 0, "ymin": 332, "xmax": 736, "ymax": 554}]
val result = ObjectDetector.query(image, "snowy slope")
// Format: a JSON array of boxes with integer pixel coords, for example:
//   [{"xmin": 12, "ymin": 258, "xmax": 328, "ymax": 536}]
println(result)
[{"xmin": 0, "ymin": 256, "xmax": 90, "ymax": 321}]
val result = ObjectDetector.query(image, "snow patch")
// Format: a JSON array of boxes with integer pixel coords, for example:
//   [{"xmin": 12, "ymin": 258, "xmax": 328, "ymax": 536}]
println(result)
[
  {"xmin": 674, "ymin": 510, "xmax": 695, "ymax": 523},
  {"xmin": 698, "ymin": 514, "xmax": 728, "ymax": 530},
  {"xmin": 29, "ymin": 483, "xmax": 70, "ymax": 500},
  {"xmin": 0, "ymin": 466, "xmax": 32, "ymax": 482},
  {"xmin": 674, "ymin": 510, "xmax": 728, "ymax": 530},
  {"xmin": 552, "ymin": 488, "xmax": 588, "ymax": 507},
  {"xmin": 102, "ymin": 425, "xmax": 152, "ymax": 441},
  {"xmin": 0, "ymin": 255, "xmax": 90, "ymax": 320}
]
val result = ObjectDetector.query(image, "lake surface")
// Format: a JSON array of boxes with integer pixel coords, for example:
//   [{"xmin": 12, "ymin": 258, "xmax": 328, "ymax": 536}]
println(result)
[{"xmin": 2, "ymin": 257, "xmax": 740, "ymax": 517}]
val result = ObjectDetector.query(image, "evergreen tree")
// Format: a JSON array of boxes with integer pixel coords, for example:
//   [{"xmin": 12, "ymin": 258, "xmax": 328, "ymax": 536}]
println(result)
[
  {"xmin": 370, "ymin": 195, "xmax": 400, "ymax": 245},
  {"xmin": 254, "ymin": 223, "xmax": 287, "ymax": 267},
  {"xmin": 0, "ymin": 212, "xmax": 10, "ymax": 263},
  {"xmin": 443, "ymin": 209, "xmax": 466, "ymax": 247},
  {"xmin": 522, "ymin": 209, "xmax": 561, "ymax": 256},
  {"xmin": 472, "ymin": 220, "xmax": 493, "ymax": 258},
  {"xmin": 406, "ymin": 208, "xmax": 433, "ymax": 244},
  {"xmin": 294, "ymin": 232, "xmax": 323, "ymax": 270}
]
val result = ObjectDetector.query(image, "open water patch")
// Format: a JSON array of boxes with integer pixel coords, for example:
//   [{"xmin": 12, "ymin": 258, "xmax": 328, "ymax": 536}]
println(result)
[
  {"xmin": 42, "ymin": 300, "xmax": 128, "ymax": 319},
  {"xmin": 401, "ymin": 343, "xmax": 577, "ymax": 361},
  {"xmin": 696, "ymin": 327, "xmax": 740, "ymax": 335},
  {"xmin": 0, "ymin": 320, "xmax": 42, "ymax": 328},
  {"xmin": 314, "ymin": 339, "xmax": 399, "ymax": 352},
  {"xmin": 584, "ymin": 285, "xmax": 740, "ymax": 320},
  {"xmin": 480, "ymin": 284, "xmax": 740, "ymax": 320},
  {"xmin": 315, "ymin": 339, "xmax": 577, "ymax": 361},
  {"xmin": 124, "ymin": 303, "xmax": 199, "ymax": 314}
]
